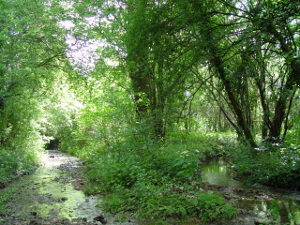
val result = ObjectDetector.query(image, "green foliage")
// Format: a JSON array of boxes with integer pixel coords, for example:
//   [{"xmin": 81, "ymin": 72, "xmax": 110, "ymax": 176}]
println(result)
[
  {"xmin": 0, "ymin": 73, "xmax": 79, "ymax": 184},
  {"xmin": 0, "ymin": 94, "xmax": 46, "ymax": 184},
  {"xmin": 196, "ymin": 193, "xmax": 237, "ymax": 222},
  {"xmin": 3, "ymin": 0, "xmax": 299, "ymax": 222},
  {"xmin": 102, "ymin": 193, "xmax": 124, "ymax": 213},
  {"xmin": 268, "ymin": 200, "xmax": 282, "ymax": 220},
  {"xmin": 0, "ymin": 186, "xmax": 17, "ymax": 211},
  {"xmin": 85, "ymin": 142, "xmax": 202, "ymax": 190},
  {"xmin": 167, "ymin": 132, "xmax": 237, "ymax": 159},
  {"xmin": 83, "ymin": 183, "xmax": 102, "ymax": 196},
  {"xmin": 0, "ymin": 0, "xmax": 73, "ymax": 185},
  {"xmin": 101, "ymin": 180, "xmax": 237, "ymax": 221},
  {"xmin": 78, "ymin": 131, "xmax": 237, "ymax": 221},
  {"xmin": 0, "ymin": 144, "xmax": 43, "ymax": 186},
  {"xmin": 285, "ymin": 129, "xmax": 300, "ymax": 149},
  {"xmin": 69, "ymin": 84, "xmax": 237, "ymax": 220},
  {"xmin": 232, "ymin": 144, "xmax": 300, "ymax": 188},
  {"xmin": 41, "ymin": 77, "xmax": 82, "ymax": 152}
]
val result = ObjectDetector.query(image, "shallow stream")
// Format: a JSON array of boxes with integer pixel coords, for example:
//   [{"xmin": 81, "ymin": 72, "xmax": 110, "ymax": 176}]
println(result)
[
  {"xmin": 0, "ymin": 150, "xmax": 136, "ymax": 225},
  {"xmin": 2, "ymin": 152, "xmax": 300, "ymax": 224},
  {"xmin": 202, "ymin": 157, "xmax": 300, "ymax": 224}
]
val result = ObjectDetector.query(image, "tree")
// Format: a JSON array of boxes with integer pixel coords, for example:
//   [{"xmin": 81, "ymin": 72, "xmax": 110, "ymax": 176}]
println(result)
[
  {"xmin": 73, "ymin": 0, "xmax": 201, "ymax": 140},
  {"xmin": 0, "ymin": 0, "xmax": 75, "ymax": 184},
  {"xmin": 173, "ymin": 0, "xmax": 299, "ymax": 147},
  {"xmin": 247, "ymin": 0, "xmax": 299, "ymax": 142},
  {"xmin": 68, "ymin": 0, "xmax": 299, "ymax": 147},
  {"xmin": 0, "ymin": 0, "xmax": 69, "ymax": 144}
]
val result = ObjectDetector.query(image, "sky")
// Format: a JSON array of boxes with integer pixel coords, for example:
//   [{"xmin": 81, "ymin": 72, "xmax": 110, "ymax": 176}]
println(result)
[{"xmin": 59, "ymin": 18, "xmax": 103, "ymax": 75}]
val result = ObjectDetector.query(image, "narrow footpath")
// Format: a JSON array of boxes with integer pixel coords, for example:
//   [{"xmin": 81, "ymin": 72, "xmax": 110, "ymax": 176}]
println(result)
[{"xmin": 0, "ymin": 150, "xmax": 136, "ymax": 225}]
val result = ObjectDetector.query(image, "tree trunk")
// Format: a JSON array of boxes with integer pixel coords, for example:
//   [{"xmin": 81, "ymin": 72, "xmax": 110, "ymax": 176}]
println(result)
[{"xmin": 212, "ymin": 54, "xmax": 257, "ymax": 147}]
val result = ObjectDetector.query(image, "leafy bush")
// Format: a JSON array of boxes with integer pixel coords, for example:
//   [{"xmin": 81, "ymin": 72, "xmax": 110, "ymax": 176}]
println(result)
[
  {"xmin": 0, "ymin": 145, "xmax": 42, "ymax": 186},
  {"xmin": 232, "ymin": 144, "xmax": 300, "ymax": 188},
  {"xmin": 196, "ymin": 193, "xmax": 237, "ymax": 222},
  {"xmin": 71, "ymin": 96, "xmax": 238, "ymax": 221},
  {"xmin": 102, "ymin": 184, "xmax": 237, "ymax": 221},
  {"xmin": 82, "ymin": 136, "xmax": 237, "ymax": 221},
  {"xmin": 268, "ymin": 200, "xmax": 282, "ymax": 220},
  {"xmin": 167, "ymin": 132, "xmax": 237, "ymax": 159},
  {"xmin": 0, "ymin": 186, "xmax": 18, "ymax": 211}
]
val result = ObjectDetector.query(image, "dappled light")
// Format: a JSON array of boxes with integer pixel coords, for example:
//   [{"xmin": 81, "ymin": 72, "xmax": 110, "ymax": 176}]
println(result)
[{"xmin": 1, "ymin": 0, "xmax": 300, "ymax": 224}]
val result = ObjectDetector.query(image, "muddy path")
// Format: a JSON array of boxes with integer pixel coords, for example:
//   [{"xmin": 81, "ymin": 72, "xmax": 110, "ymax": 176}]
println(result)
[{"xmin": 0, "ymin": 150, "xmax": 136, "ymax": 225}]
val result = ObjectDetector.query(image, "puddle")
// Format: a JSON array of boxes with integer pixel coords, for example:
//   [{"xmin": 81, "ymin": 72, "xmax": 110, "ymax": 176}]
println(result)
[{"xmin": 202, "ymin": 157, "xmax": 249, "ymax": 189}]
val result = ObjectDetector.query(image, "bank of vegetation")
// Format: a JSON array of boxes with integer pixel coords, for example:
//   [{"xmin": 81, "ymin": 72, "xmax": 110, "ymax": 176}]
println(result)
[{"xmin": 1, "ymin": 0, "xmax": 300, "ymax": 223}]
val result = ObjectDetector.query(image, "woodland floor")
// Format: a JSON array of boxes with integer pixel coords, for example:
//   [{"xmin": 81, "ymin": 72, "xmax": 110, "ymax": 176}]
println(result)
[{"xmin": 0, "ymin": 151, "xmax": 297, "ymax": 225}]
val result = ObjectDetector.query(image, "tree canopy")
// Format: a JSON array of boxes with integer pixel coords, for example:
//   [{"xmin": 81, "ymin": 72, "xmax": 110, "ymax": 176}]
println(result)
[{"xmin": 1, "ymin": 0, "xmax": 300, "ymax": 221}]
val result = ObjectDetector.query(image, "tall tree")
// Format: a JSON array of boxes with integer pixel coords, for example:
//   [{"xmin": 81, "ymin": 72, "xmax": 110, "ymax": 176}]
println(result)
[
  {"xmin": 74, "ymin": 0, "xmax": 198, "ymax": 139},
  {"xmin": 70, "ymin": 0, "xmax": 299, "ymax": 147},
  {"xmin": 248, "ymin": 0, "xmax": 299, "ymax": 142},
  {"xmin": 174, "ymin": 0, "xmax": 299, "ymax": 146}
]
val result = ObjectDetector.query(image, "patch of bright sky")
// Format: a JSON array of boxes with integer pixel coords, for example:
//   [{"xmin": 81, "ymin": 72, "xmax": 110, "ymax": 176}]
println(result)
[
  {"xmin": 57, "ymin": 0, "xmax": 124, "ymax": 75},
  {"xmin": 59, "ymin": 18, "xmax": 103, "ymax": 75}
]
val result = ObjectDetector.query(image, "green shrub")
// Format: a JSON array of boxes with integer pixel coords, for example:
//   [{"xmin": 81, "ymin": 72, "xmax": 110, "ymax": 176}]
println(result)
[
  {"xmin": 82, "ymin": 138, "xmax": 237, "ymax": 221},
  {"xmin": 196, "ymin": 193, "xmax": 237, "ymax": 222},
  {"xmin": 233, "ymin": 145, "xmax": 300, "ymax": 188},
  {"xmin": 101, "ymin": 183, "xmax": 237, "ymax": 221},
  {"xmin": 268, "ymin": 200, "xmax": 281, "ymax": 220},
  {"xmin": 0, "ymin": 186, "xmax": 18, "ymax": 211},
  {"xmin": 0, "ymin": 146, "xmax": 41, "ymax": 186}
]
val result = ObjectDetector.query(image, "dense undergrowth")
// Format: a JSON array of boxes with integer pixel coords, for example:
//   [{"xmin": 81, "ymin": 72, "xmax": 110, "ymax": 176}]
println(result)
[
  {"xmin": 0, "ymin": 133, "xmax": 43, "ymax": 210},
  {"xmin": 66, "ymin": 132, "xmax": 238, "ymax": 222},
  {"xmin": 232, "ymin": 131, "xmax": 300, "ymax": 189},
  {"xmin": 0, "ymin": 135, "xmax": 44, "ymax": 187},
  {"xmin": 0, "ymin": 149, "xmax": 41, "ymax": 186},
  {"xmin": 0, "ymin": 186, "xmax": 17, "ymax": 211}
]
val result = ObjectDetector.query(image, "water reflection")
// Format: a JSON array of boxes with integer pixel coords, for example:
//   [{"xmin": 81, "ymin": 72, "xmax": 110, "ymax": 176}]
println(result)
[
  {"xmin": 202, "ymin": 157, "xmax": 249, "ymax": 189},
  {"xmin": 202, "ymin": 157, "xmax": 300, "ymax": 197},
  {"xmin": 3, "ymin": 151, "xmax": 103, "ymax": 222},
  {"xmin": 201, "ymin": 157, "xmax": 300, "ymax": 224}
]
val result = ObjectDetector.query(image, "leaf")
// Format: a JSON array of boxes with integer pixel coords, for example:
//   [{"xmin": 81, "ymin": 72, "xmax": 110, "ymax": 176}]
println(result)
[
  {"xmin": 291, "ymin": 115, "xmax": 300, "ymax": 124},
  {"xmin": 179, "ymin": 206, "xmax": 187, "ymax": 215},
  {"xmin": 176, "ymin": 170, "xmax": 184, "ymax": 176},
  {"xmin": 147, "ymin": 198, "xmax": 155, "ymax": 203},
  {"xmin": 181, "ymin": 171, "xmax": 191, "ymax": 178},
  {"xmin": 173, "ymin": 159, "xmax": 185, "ymax": 167}
]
